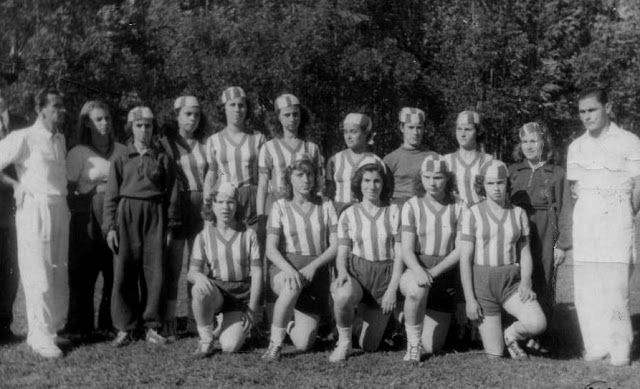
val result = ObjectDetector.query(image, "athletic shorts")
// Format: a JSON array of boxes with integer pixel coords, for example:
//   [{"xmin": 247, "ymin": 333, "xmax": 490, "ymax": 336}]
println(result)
[
  {"xmin": 269, "ymin": 253, "xmax": 330, "ymax": 315},
  {"xmin": 175, "ymin": 191, "xmax": 204, "ymax": 240},
  {"xmin": 237, "ymin": 185, "xmax": 258, "ymax": 226},
  {"xmin": 472, "ymin": 264, "xmax": 520, "ymax": 316},
  {"xmin": 211, "ymin": 278, "xmax": 251, "ymax": 313},
  {"xmin": 347, "ymin": 254, "xmax": 394, "ymax": 309},
  {"xmin": 417, "ymin": 254, "xmax": 457, "ymax": 314}
]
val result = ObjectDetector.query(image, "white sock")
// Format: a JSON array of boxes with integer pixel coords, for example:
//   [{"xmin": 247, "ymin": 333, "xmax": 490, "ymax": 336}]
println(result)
[
  {"xmin": 270, "ymin": 325, "xmax": 287, "ymax": 346},
  {"xmin": 336, "ymin": 326, "xmax": 353, "ymax": 346},
  {"xmin": 505, "ymin": 323, "xmax": 525, "ymax": 341},
  {"xmin": 405, "ymin": 324, "xmax": 422, "ymax": 347},
  {"xmin": 197, "ymin": 325, "xmax": 215, "ymax": 343}
]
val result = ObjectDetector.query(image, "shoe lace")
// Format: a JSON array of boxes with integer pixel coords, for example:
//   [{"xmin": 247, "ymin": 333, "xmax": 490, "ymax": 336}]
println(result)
[
  {"xmin": 266, "ymin": 342, "xmax": 281, "ymax": 358},
  {"xmin": 408, "ymin": 344, "xmax": 421, "ymax": 360}
]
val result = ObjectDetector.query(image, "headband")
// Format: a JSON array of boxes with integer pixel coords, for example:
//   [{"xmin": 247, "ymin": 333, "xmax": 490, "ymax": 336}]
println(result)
[
  {"xmin": 421, "ymin": 154, "xmax": 449, "ymax": 174},
  {"xmin": 173, "ymin": 96, "xmax": 200, "ymax": 110},
  {"xmin": 399, "ymin": 107, "xmax": 425, "ymax": 124},
  {"xmin": 274, "ymin": 94, "xmax": 300, "ymax": 111},
  {"xmin": 221, "ymin": 87, "xmax": 246, "ymax": 104},
  {"xmin": 479, "ymin": 160, "xmax": 508, "ymax": 180},
  {"xmin": 343, "ymin": 113, "xmax": 372, "ymax": 132},
  {"xmin": 127, "ymin": 106, "xmax": 153, "ymax": 123},
  {"xmin": 456, "ymin": 110, "xmax": 480, "ymax": 126}
]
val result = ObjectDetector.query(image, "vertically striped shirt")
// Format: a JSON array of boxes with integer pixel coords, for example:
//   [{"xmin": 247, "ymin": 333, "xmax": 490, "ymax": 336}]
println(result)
[
  {"xmin": 401, "ymin": 196, "xmax": 463, "ymax": 257},
  {"xmin": 191, "ymin": 224, "xmax": 261, "ymax": 281},
  {"xmin": 444, "ymin": 151, "xmax": 493, "ymax": 206},
  {"xmin": 327, "ymin": 150, "xmax": 382, "ymax": 203},
  {"xmin": 338, "ymin": 203, "xmax": 400, "ymax": 262},
  {"xmin": 267, "ymin": 197, "xmax": 338, "ymax": 256},
  {"xmin": 460, "ymin": 200, "xmax": 529, "ymax": 266},
  {"xmin": 206, "ymin": 130, "xmax": 265, "ymax": 188},
  {"xmin": 258, "ymin": 138, "xmax": 323, "ymax": 196},
  {"xmin": 161, "ymin": 136, "xmax": 208, "ymax": 192}
]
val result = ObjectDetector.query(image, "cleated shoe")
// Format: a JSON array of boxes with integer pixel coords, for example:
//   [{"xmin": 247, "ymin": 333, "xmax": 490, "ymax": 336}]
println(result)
[
  {"xmin": 193, "ymin": 340, "xmax": 215, "ymax": 358},
  {"xmin": 262, "ymin": 341, "xmax": 283, "ymax": 362},
  {"xmin": 403, "ymin": 344, "xmax": 422, "ymax": 364},
  {"xmin": 328, "ymin": 341, "xmax": 352, "ymax": 363},
  {"xmin": 146, "ymin": 328, "xmax": 168, "ymax": 345},
  {"xmin": 504, "ymin": 330, "xmax": 528, "ymax": 360},
  {"xmin": 111, "ymin": 331, "xmax": 134, "ymax": 348}
]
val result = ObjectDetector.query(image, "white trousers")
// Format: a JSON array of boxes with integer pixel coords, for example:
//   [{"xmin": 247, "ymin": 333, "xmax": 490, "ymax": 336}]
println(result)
[
  {"xmin": 574, "ymin": 262, "xmax": 633, "ymax": 363},
  {"xmin": 16, "ymin": 195, "xmax": 70, "ymax": 345}
]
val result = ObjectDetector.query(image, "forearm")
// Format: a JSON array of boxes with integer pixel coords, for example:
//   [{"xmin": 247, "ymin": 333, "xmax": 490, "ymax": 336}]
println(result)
[
  {"xmin": 518, "ymin": 239, "xmax": 534, "ymax": 282},
  {"xmin": 0, "ymin": 172, "xmax": 18, "ymax": 190},
  {"xmin": 265, "ymin": 239, "xmax": 296, "ymax": 272},
  {"xmin": 401, "ymin": 232, "xmax": 423, "ymax": 272},
  {"xmin": 203, "ymin": 170, "xmax": 216, "ymax": 199},
  {"xmin": 308, "ymin": 243, "xmax": 338, "ymax": 271},
  {"xmin": 386, "ymin": 248, "xmax": 404, "ymax": 293},
  {"xmin": 459, "ymin": 242, "xmax": 476, "ymax": 302},
  {"xmin": 187, "ymin": 264, "xmax": 205, "ymax": 284},
  {"xmin": 335, "ymin": 246, "xmax": 350, "ymax": 275},
  {"xmin": 256, "ymin": 175, "xmax": 268, "ymax": 216},
  {"xmin": 248, "ymin": 266, "xmax": 263, "ymax": 312},
  {"xmin": 429, "ymin": 247, "xmax": 461, "ymax": 278},
  {"xmin": 632, "ymin": 175, "xmax": 640, "ymax": 215}
]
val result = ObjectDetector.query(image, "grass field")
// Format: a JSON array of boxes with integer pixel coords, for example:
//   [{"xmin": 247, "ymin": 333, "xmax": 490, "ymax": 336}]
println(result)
[{"xmin": 1, "ymin": 252, "xmax": 640, "ymax": 389}]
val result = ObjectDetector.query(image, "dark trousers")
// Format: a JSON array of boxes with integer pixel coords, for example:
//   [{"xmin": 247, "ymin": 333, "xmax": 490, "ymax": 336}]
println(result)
[
  {"xmin": 111, "ymin": 198, "xmax": 165, "ymax": 332},
  {"xmin": 0, "ymin": 225, "xmax": 18, "ymax": 333},
  {"xmin": 66, "ymin": 209, "xmax": 114, "ymax": 334},
  {"xmin": 528, "ymin": 208, "xmax": 556, "ymax": 322}
]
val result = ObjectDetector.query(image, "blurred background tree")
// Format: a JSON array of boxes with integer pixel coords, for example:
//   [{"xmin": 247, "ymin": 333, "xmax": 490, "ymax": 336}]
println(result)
[{"xmin": 1, "ymin": 0, "xmax": 639, "ymax": 161}]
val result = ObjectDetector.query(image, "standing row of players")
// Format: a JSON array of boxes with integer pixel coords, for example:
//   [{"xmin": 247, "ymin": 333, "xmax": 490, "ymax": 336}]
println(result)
[{"xmin": 58, "ymin": 86, "xmax": 564, "ymax": 363}]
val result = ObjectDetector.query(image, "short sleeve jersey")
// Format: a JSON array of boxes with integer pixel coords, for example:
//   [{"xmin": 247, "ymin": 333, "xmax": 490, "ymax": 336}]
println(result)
[
  {"xmin": 338, "ymin": 202, "xmax": 400, "ymax": 262},
  {"xmin": 191, "ymin": 223, "xmax": 261, "ymax": 281},
  {"xmin": 327, "ymin": 150, "xmax": 383, "ymax": 203},
  {"xmin": 444, "ymin": 151, "xmax": 493, "ymax": 206},
  {"xmin": 66, "ymin": 142, "xmax": 128, "ymax": 194},
  {"xmin": 401, "ymin": 195, "xmax": 464, "ymax": 257},
  {"xmin": 160, "ymin": 136, "xmax": 208, "ymax": 192},
  {"xmin": 267, "ymin": 197, "xmax": 338, "ymax": 256},
  {"xmin": 460, "ymin": 200, "xmax": 529, "ymax": 266},
  {"xmin": 258, "ymin": 138, "xmax": 323, "ymax": 196},
  {"xmin": 206, "ymin": 130, "xmax": 265, "ymax": 188},
  {"xmin": 383, "ymin": 147, "xmax": 436, "ymax": 199}
]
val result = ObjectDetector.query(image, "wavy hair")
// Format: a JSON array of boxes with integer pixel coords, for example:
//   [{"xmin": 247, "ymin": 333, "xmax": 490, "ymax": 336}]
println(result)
[{"xmin": 351, "ymin": 163, "xmax": 393, "ymax": 204}]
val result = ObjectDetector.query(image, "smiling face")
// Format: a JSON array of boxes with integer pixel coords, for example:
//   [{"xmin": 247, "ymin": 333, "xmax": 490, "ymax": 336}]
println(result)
[
  {"xmin": 131, "ymin": 118, "xmax": 153, "ymax": 146},
  {"xmin": 401, "ymin": 122, "xmax": 424, "ymax": 149},
  {"xmin": 361, "ymin": 170, "xmax": 384, "ymax": 203},
  {"xmin": 421, "ymin": 171, "xmax": 448, "ymax": 198},
  {"xmin": 224, "ymin": 97, "xmax": 247, "ymax": 127},
  {"xmin": 520, "ymin": 131, "xmax": 543, "ymax": 162},
  {"xmin": 578, "ymin": 95, "xmax": 611, "ymax": 135},
  {"xmin": 456, "ymin": 122, "xmax": 477, "ymax": 149},
  {"xmin": 343, "ymin": 126, "xmax": 368, "ymax": 150},
  {"xmin": 484, "ymin": 176, "xmax": 507, "ymax": 204},
  {"xmin": 278, "ymin": 105, "xmax": 301, "ymax": 134},
  {"xmin": 212, "ymin": 191, "xmax": 237, "ymax": 224},
  {"xmin": 178, "ymin": 105, "xmax": 201, "ymax": 134}
]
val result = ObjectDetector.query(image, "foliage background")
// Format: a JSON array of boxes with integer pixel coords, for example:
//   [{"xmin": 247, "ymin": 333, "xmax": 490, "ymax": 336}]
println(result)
[{"xmin": 2, "ymin": 0, "xmax": 640, "ymax": 162}]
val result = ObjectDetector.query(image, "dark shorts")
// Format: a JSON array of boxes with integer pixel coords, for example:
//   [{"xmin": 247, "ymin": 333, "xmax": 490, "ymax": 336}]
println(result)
[
  {"xmin": 473, "ymin": 264, "xmax": 520, "ymax": 316},
  {"xmin": 417, "ymin": 254, "xmax": 457, "ymax": 314},
  {"xmin": 211, "ymin": 278, "xmax": 251, "ymax": 313},
  {"xmin": 269, "ymin": 253, "xmax": 330, "ymax": 316},
  {"xmin": 347, "ymin": 254, "xmax": 393, "ymax": 309},
  {"xmin": 237, "ymin": 185, "xmax": 258, "ymax": 226},
  {"xmin": 175, "ymin": 191, "xmax": 204, "ymax": 240}
]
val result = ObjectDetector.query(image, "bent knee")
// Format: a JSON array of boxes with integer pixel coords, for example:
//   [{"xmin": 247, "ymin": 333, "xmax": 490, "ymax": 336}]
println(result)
[
  {"xmin": 220, "ymin": 336, "xmax": 245, "ymax": 353},
  {"xmin": 332, "ymin": 286, "xmax": 356, "ymax": 307}
]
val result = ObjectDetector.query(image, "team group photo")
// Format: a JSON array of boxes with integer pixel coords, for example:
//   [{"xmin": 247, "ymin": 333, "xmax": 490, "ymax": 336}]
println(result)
[{"xmin": 1, "ymin": 1, "xmax": 640, "ymax": 388}]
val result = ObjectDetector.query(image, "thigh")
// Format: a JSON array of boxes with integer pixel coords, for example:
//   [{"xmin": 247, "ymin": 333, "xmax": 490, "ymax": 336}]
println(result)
[
  {"xmin": 293, "ymin": 309, "xmax": 320, "ymax": 334},
  {"xmin": 359, "ymin": 305, "xmax": 390, "ymax": 351},
  {"xmin": 503, "ymin": 292, "xmax": 545, "ymax": 324}
]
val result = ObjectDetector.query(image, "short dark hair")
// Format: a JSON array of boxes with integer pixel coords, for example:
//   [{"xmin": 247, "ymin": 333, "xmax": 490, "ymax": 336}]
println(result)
[
  {"xmin": 162, "ymin": 105, "xmax": 210, "ymax": 143},
  {"xmin": 351, "ymin": 163, "xmax": 393, "ymax": 204},
  {"xmin": 34, "ymin": 87, "xmax": 63, "ymax": 111},
  {"xmin": 577, "ymin": 87, "xmax": 609, "ymax": 105}
]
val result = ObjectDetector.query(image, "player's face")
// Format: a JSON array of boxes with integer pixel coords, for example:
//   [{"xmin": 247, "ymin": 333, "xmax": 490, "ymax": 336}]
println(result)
[
  {"xmin": 344, "ymin": 126, "xmax": 367, "ymax": 150},
  {"xmin": 279, "ymin": 105, "xmax": 301, "ymax": 134},
  {"xmin": 401, "ymin": 123, "xmax": 424, "ymax": 148},
  {"xmin": 456, "ymin": 122, "xmax": 477, "ymax": 149},
  {"xmin": 290, "ymin": 168, "xmax": 314, "ymax": 197},
  {"xmin": 520, "ymin": 132, "xmax": 543, "ymax": 162},
  {"xmin": 213, "ymin": 192, "xmax": 237, "ymax": 223},
  {"xmin": 421, "ymin": 171, "xmax": 447, "ymax": 197},
  {"xmin": 361, "ymin": 170, "xmax": 384, "ymax": 202},
  {"xmin": 178, "ymin": 105, "xmax": 201, "ymax": 134},
  {"xmin": 88, "ymin": 107, "xmax": 112, "ymax": 141},
  {"xmin": 224, "ymin": 97, "xmax": 247, "ymax": 127},
  {"xmin": 484, "ymin": 177, "xmax": 507, "ymax": 204},
  {"xmin": 578, "ymin": 96, "xmax": 611, "ymax": 134},
  {"xmin": 131, "ymin": 119, "xmax": 153, "ymax": 146},
  {"xmin": 39, "ymin": 94, "xmax": 66, "ymax": 130}
]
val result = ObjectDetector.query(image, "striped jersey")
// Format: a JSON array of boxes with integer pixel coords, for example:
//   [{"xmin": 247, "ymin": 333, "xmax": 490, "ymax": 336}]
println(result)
[
  {"xmin": 327, "ymin": 150, "xmax": 382, "ymax": 203},
  {"xmin": 267, "ymin": 197, "xmax": 338, "ymax": 256},
  {"xmin": 444, "ymin": 151, "xmax": 493, "ymax": 206},
  {"xmin": 401, "ymin": 195, "xmax": 463, "ymax": 257},
  {"xmin": 258, "ymin": 138, "xmax": 323, "ymax": 196},
  {"xmin": 160, "ymin": 136, "xmax": 208, "ymax": 192},
  {"xmin": 191, "ymin": 224, "xmax": 261, "ymax": 281},
  {"xmin": 206, "ymin": 130, "xmax": 265, "ymax": 188},
  {"xmin": 460, "ymin": 200, "xmax": 529, "ymax": 266},
  {"xmin": 338, "ymin": 202, "xmax": 400, "ymax": 262}
]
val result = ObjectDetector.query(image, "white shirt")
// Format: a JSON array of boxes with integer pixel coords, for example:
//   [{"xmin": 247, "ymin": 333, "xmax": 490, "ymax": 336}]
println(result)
[{"xmin": 0, "ymin": 119, "xmax": 67, "ymax": 196}]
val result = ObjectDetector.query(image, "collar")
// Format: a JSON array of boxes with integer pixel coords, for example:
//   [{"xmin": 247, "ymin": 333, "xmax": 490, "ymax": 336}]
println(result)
[
  {"xmin": 126, "ymin": 141, "xmax": 158, "ymax": 158},
  {"xmin": 513, "ymin": 161, "xmax": 554, "ymax": 173},
  {"xmin": 32, "ymin": 119, "xmax": 63, "ymax": 140}
]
